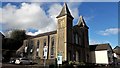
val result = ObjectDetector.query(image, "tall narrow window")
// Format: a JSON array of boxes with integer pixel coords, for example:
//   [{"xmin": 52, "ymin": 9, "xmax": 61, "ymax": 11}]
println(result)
[
  {"xmin": 43, "ymin": 39, "xmax": 46, "ymax": 58},
  {"xmin": 79, "ymin": 37, "xmax": 81, "ymax": 45},
  {"xmin": 51, "ymin": 37, "xmax": 54, "ymax": 58},
  {"xmin": 75, "ymin": 33, "xmax": 78, "ymax": 44},
  {"xmin": 37, "ymin": 40, "xmax": 39, "ymax": 48},
  {"xmin": 44, "ymin": 39, "xmax": 46, "ymax": 47},
  {"xmin": 36, "ymin": 40, "xmax": 39, "ymax": 56},
  {"xmin": 25, "ymin": 41, "xmax": 28, "ymax": 53},
  {"xmin": 76, "ymin": 51, "xmax": 79, "ymax": 61},
  {"xmin": 30, "ymin": 40, "xmax": 34, "ymax": 54}
]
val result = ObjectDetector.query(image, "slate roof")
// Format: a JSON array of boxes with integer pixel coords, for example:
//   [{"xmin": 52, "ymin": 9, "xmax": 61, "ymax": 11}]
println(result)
[
  {"xmin": 28, "ymin": 30, "xmax": 57, "ymax": 39},
  {"xmin": 113, "ymin": 46, "xmax": 120, "ymax": 55},
  {"xmin": 89, "ymin": 43, "xmax": 112, "ymax": 51},
  {"xmin": 56, "ymin": 3, "xmax": 73, "ymax": 19}
]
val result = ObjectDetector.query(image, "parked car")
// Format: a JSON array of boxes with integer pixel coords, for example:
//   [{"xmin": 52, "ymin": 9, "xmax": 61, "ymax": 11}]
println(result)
[
  {"xmin": 15, "ymin": 58, "xmax": 33, "ymax": 65},
  {"xmin": 9, "ymin": 58, "xmax": 16, "ymax": 64}
]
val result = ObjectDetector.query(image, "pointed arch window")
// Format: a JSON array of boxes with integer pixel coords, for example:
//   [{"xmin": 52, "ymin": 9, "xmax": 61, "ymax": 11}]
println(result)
[{"xmin": 50, "ymin": 37, "xmax": 54, "ymax": 58}]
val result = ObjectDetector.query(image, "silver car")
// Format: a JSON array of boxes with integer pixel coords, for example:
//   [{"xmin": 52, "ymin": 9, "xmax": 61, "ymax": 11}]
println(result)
[{"xmin": 15, "ymin": 58, "xmax": 33, "ymax": 65}]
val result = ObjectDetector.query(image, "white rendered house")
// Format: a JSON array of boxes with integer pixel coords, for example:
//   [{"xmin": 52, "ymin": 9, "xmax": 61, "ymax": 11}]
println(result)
[{"xmin": 89, "ymin": 43, "xmax": 113, "ymax": 65}]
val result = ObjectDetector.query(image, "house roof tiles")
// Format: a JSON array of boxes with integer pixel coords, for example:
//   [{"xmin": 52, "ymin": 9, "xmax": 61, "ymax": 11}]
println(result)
[{"xmin": 90, "ymin": 43, "xmax": 112, "ymax": 51}]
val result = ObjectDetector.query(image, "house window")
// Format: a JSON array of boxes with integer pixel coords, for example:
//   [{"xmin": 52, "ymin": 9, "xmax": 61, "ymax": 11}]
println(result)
[
  {"xmin": 51, "ymin": 37, "xmax": 54, "ymax": 58},
  {"xmin": 36, "ymin": 40, "xmax": 40, "ymax": 56}
]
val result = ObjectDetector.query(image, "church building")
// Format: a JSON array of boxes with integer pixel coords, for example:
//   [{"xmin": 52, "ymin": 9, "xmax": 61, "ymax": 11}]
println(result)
[{"xmin": 17, "ymin": 3, "xmax": 90, "ymax": 64}]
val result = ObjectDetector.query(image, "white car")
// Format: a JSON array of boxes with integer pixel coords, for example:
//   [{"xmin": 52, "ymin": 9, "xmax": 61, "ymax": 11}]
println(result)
[{"xmin": 15, "ymin": 58, "xmax": 33, "ymax": 65}]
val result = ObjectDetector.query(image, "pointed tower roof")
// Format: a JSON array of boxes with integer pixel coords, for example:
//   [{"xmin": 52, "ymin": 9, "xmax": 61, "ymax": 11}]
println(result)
[
  {"xmin": 56, "ymin": 3, "xmax": 73, "ymax": 19},
  {"xmin": 77, "ymin": 16, "xmax": 89, "ymax": 29}
]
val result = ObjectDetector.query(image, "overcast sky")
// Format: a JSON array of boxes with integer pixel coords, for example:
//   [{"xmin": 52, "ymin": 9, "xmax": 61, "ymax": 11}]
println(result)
[{"xmin": 1, "ymin": 2, "xmax": 119, "ymax": 48}]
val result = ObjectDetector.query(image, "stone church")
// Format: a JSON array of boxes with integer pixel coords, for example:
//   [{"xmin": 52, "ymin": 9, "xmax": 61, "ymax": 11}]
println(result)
[{"xmin": 17, "ymin": 3, "xmax": 90, "ymax": 64}]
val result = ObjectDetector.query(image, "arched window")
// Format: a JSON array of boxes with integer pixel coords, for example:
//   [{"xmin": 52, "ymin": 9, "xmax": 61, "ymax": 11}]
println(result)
[{"xmin": 51, "ymin": 37, "xmax": 54, "ymax": 58}]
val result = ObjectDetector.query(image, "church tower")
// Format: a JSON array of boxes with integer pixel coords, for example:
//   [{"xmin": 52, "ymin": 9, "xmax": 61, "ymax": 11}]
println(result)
[
  {"xmin": 77, "ymin": 16, "xmax": 89, "ymax": 62},
  {"xmin": 56, "ymin": 3, "xmax": 73, "ymax": 61}
]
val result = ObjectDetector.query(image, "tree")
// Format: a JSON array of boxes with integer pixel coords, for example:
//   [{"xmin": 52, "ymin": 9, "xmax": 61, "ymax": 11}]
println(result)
[
  {"xmin": 2, "ymin": 30, "xmax": 27, "ymax": 62},
  {"xmin": 10, "ymin": 30, "xmax": 26, "ymax": 42},
  {"xmin": 10, "ymin": 29, "xmax": 27, "ymax": 50}
]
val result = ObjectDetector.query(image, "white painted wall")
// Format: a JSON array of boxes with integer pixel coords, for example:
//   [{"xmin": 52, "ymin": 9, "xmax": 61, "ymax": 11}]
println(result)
[{"xmin": 95, "ymin": 50, "xmax": 108, "ymax": 64}]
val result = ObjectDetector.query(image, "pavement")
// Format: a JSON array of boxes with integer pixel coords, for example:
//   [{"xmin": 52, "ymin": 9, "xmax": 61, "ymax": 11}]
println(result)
[
  {"xmin": 1, "ymin": 63, "xmax": 49, "ymax": 68},
  {"xmin": 1, "ymin": 63, "xmax": 120, "ymax": 68}
]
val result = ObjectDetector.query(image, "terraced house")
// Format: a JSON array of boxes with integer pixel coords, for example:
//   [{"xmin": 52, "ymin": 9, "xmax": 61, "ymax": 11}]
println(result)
[{"xmin": 17, "ymin": 3, "xmax": 89, "ymax": 64}]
